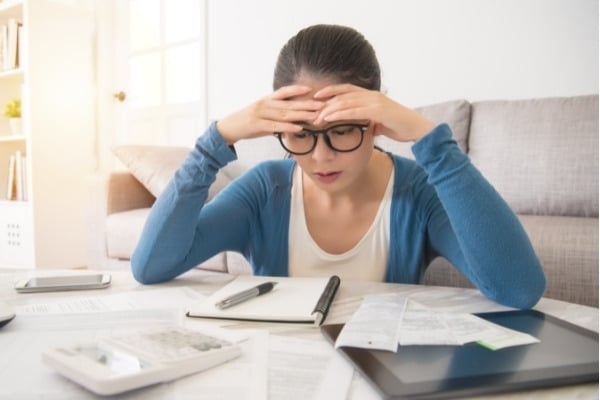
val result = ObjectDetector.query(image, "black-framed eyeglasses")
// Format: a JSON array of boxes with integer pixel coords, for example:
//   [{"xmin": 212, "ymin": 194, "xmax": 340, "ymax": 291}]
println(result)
[{"xmin": 274, "ymin": 123, "xmax": 369, "ymax": 155}]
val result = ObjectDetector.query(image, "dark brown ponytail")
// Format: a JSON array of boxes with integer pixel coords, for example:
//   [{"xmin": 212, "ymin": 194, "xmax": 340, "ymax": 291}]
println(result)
[{"xmin": 273, "ymin": 24, "xmax": 381, "ymax": 91}]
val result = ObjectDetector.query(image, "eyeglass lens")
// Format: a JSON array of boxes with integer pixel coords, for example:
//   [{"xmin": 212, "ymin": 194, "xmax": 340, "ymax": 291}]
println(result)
[{"xmin": 278, "ymin": 124, "xmax": 366, "ymax": 154}]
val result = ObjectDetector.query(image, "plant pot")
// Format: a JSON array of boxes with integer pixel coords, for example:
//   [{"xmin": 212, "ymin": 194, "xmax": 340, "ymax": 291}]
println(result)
[{"xmin": 9, "ymin": 117, "xmax": 22, "ymax": 135}]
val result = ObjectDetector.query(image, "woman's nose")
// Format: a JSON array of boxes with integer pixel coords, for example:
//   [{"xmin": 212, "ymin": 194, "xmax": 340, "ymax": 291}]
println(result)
[{"xmin": 311, "ymin": 134, "xmax": 335, "ymax": 160}]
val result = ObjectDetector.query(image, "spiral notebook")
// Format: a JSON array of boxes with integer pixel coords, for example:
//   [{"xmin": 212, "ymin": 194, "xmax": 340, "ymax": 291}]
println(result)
[{"xmin": 187, "ymin": 275, "xmax": 340, "ymax": 324}]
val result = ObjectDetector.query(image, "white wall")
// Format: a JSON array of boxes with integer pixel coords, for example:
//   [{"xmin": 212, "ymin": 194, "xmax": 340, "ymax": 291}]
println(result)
[{"xmin": 206, "ymin": 0, "xmax": 598, "ymax": 120}]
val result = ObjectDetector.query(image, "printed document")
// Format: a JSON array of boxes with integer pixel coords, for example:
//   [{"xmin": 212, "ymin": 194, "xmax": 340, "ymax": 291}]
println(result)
[{"xmin": 335, "ymin": 294, "xmax": 539, "ymax": 351}]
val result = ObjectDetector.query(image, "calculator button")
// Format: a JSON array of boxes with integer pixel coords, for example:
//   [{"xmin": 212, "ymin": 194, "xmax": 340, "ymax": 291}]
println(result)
[{"xmin": 105, "ymin": 328, "xmax": 239, "ymax": 364}]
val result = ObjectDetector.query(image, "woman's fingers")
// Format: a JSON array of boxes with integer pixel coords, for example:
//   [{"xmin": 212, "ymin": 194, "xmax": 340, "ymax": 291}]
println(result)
[
  {"xmin": 271, "ymin": 85, "xmax": 313, "ymax": 100},
  {"xmin": 314, "ymin": 89, "xmax": 375, "ymax": 124},
  {"xmin": 313, "ymin": 83, "xmax": 358, "ymax": 99},
  {"xmin": 259, "ymin": 99, "xmax": 323, "ymax": 122},
  {"xmin": 261, "ymin": 85, "xmax": 326, "ymax": 123},
  {"xmin": 312, "ymin": 84, "xmax": 435, "ymax": 142},
  {"xmin": 218, "ymin": 88, "xmax": 325, "ymax": 143},
  {"xmin": 319, "ymin": 107, "xmax": 368, "ymax": 123}
]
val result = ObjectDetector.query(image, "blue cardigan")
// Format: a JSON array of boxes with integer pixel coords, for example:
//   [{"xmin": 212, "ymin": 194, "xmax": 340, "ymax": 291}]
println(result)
[{"xmin": 132, "ymin": 122, "xmax": 546, "ymax": 308}]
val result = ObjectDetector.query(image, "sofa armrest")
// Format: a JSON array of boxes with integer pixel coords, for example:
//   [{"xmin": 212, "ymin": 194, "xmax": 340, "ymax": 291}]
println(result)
[
  {"xmin": 105, "ymin": 172, "xmax": 155, "ymax": 215},
  {"xmin": 86, "ymin": 172, "xmax": 155, "ymax": 269}
]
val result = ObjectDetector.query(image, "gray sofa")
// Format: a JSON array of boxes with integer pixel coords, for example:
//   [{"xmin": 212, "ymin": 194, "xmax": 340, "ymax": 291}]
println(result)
[{"xmin": 87, "ymin": 94, "xmax": 599, "ymax": 307}]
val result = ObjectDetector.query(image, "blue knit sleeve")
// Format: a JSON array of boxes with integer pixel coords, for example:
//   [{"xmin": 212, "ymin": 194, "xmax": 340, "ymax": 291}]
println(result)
[
  {"xmin": 131, "ymin": 122, "xmax": 240, "ymax": 283},
  {"xmin": 412, "ymin": 124, "xmax": 546, "ymax": 308}
]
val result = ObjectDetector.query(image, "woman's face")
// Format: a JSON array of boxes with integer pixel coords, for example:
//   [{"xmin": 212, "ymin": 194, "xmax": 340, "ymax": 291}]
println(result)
[{"xmin": 285, "ymin": 73, "xmax": 376, "ymax": 194}]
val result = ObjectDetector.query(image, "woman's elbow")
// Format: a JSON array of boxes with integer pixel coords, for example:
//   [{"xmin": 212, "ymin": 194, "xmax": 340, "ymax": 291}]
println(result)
[
  {"xmin": 489, "ymin": 270, "xmax": 547, "ymax": 309},
  {"xmin": 131, "ymin": 249, "xmax": 165, "ymax": 285}
]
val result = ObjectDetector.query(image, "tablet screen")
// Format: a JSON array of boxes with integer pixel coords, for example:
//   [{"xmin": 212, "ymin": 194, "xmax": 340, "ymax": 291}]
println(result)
[
  {"xmin": 322, "ymin": 310, "xmax": 598, "ymax": 399},
  {"xmin": 371, "ymin": 311, "xmax": 597, "ymax": 383}
]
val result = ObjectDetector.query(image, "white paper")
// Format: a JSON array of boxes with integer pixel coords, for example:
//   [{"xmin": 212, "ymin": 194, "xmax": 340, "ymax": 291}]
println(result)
[
  {"xmin": 15, "ymin": 287, "xmax": 202, "ymax": 315},
  {"xmin": 401, "ymin": 310, "xmax": 540, "ymax": 349},
  {"xmin": 335, "ymin": 293, "xmax": 407, "ymax": 351},
  {"xmin": 169, "ymin": 329, "xmax": 269, "ymax": 400},
  {"xmin": 335, "ymin": 295, "xmax": 539, "ymax": 351},
  {"xmin": 269, "ymin": 335, "xmax": 354, "ymax": 400},
  {"xmin": 0, "ymin": 321, "xmax": 268, "ymax": 400},
  {"xmin": 473, "ymin": 320, "xmax": 541, "ymax": 350},
  {"xmin": 398, "ymin": 309, "xmax": 461, "ymax": 345}
]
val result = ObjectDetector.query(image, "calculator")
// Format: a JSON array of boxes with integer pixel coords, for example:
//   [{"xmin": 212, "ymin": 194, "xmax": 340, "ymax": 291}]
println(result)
[{"xmin": 42, "ymin": 327, "xmax": 242, "ymax": 395}]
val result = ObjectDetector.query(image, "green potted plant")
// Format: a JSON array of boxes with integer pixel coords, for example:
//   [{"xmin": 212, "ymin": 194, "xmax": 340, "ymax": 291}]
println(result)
[{"xmin": 3, "ymin": 98, "xmax": 22, "ymax": 135}]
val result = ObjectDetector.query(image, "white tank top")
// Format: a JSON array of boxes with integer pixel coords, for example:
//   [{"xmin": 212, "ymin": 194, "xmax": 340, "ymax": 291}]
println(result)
[{"xmin": 288, "ymin": 166, "xmax": 393, "ymax": 281}]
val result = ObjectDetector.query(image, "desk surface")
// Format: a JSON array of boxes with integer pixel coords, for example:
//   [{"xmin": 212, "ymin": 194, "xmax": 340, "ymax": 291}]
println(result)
[{"xmin": 0, "ymin": 268, "xmax": 597, "ymax": 399}]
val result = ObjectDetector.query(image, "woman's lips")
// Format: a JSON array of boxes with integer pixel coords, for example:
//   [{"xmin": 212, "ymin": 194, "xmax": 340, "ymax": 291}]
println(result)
[{"xmin": 313, "ymin": 171, "xmax": 342, "ymax": 184}]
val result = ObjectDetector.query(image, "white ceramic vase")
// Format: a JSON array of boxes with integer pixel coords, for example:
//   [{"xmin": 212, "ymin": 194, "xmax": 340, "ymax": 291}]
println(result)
[{"xmin": 8, "ymin": 117, "xmax": 22, "ymax": 135}]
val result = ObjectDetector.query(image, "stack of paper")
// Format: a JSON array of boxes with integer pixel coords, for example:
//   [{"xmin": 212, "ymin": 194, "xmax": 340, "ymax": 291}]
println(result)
[{"xmin": 335, "ymin": 294, "xmax": 539, "ymax": 351}]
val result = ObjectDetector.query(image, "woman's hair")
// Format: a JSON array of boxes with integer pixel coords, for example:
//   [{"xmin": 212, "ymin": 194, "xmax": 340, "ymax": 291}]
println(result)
[{"xmin": 273, "ymin": 24, "xmax": 381, "ymax": 91}]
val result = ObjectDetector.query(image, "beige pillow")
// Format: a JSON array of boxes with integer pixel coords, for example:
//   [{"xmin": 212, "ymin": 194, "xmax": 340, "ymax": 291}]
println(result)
[
  {"xmin": 374, "ymin": 99, "xmax": 471, "ymax": 160},
  {"xmin": 112, "ymin": 145, "xmax": 191, "ymax": 198}
]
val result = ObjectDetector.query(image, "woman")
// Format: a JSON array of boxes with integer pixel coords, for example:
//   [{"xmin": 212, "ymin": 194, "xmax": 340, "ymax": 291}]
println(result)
[{"xmin": 132, "ymin": 24, "xmax": 545, "ymax": 308}]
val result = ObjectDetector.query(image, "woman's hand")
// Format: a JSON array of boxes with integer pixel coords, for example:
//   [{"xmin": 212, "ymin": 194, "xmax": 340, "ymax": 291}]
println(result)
[
  {"xmin": 313, "ymin": 84, "xmax": 435, "ymax": 143},
  {"xmin": 216, "ymin": 85, "xmax": 325, "ymax": 145}
]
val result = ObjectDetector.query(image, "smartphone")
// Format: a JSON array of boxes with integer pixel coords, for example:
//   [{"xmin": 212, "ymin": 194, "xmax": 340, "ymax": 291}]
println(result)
[{"xmin": 14, "ymin": 274, "xmax": 111, "ymax": 293}]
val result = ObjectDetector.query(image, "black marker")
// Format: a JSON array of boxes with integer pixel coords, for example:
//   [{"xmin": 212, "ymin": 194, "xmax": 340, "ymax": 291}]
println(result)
[{"xmin": 312, "ymin": 276, "xmax": 341, "ymax": 326}]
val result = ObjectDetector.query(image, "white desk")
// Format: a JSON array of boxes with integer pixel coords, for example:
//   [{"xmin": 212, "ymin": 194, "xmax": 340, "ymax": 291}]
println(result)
[{"xmin": 0, "ymin": 268, "xmax": 597, "ymax": 399}]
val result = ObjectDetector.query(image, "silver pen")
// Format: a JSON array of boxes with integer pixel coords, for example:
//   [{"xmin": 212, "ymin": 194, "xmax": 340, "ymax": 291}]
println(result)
[{"xmin": 215, "ymin": 282, "xmax": 278, "ymax": 309}]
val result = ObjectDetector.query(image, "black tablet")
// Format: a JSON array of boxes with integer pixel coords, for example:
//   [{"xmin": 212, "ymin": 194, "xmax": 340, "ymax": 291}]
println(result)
[{"xmin": 321, "ymin": 310, "xmax": 598, "ymax": 399}]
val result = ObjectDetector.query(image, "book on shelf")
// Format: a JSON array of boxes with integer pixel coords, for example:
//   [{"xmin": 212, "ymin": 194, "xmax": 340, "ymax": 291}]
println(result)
[
  {"xmin": 16, "ymin": 22, "xmax": 22, "ymax": 68},
  {"xmin": 1, "ymin": 17, "xmax": 21, "ymax": 71},
  {"xmin": 20, "ymin": 152, "xmax": 26, "ymax": 200},
  {"xmin": 5, "ymin": 150, "xmax": 26, "ymax": 201},
  {"xmin": 14, "ymin": 150, "xmax": 23, "ymax": 200},
  {"xmin": 0, "ymin": 24, "xmax": 4, "ymax": 71},
  {"xmin": 6, "ymin": 153, "xmax": 15, "ymax": 200}
]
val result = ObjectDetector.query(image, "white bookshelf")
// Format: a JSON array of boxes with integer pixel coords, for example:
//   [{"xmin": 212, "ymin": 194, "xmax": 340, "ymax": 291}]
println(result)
[{"xmin": 0, "ymin": 0, "xmax": 94, "ymax": 269}]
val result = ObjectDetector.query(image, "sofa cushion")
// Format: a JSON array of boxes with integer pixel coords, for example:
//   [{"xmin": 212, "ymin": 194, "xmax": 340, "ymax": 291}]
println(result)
[
  {"xmin": 374, "ymin": 99, "xmax": 471, "ymax": 159},
  {"xmin": 208, "ymin": 135, "xmax": 289, "ymax": 200},
  {"xmin": 112, "ymin": 135, "xmax": 288, "ymax": 200},
  {"xmin": 468, "ymin": 95, "xmax": 599, "ymax": 217},
  {"xmin": 422, "ymin": 214, "xmax": 599, "ymax": 307},
  {"xmin": 518, "ymin": 215, "xmax": 598, "ymax": 307},
  {"xmin": 112, "ymin": 145, "xmax": 191, "ymax": 198},
  {"xmin": 106, "ymin": 208, "xmax": 149, "ymax": 259}
]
